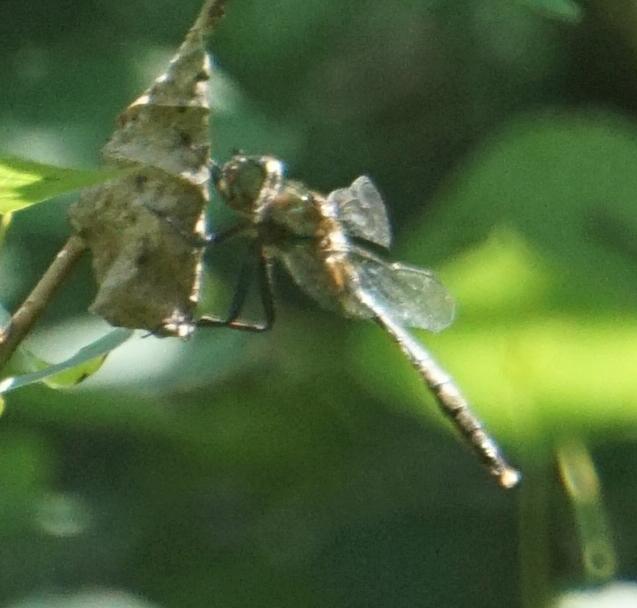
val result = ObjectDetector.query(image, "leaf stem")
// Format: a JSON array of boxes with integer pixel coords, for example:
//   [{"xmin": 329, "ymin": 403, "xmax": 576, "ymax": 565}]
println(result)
[{"xmin": 0, "ymin": 235, "xmax": 87, "ymax": 371}]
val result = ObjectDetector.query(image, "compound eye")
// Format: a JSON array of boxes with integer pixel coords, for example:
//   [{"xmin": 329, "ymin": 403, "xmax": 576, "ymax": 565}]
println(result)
[{"xmin": 216, "ymin": 157, "xmax": 267, "ymax": 214}]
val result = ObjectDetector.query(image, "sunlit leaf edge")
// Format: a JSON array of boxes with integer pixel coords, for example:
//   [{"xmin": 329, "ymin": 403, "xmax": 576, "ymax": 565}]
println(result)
[
  {"xmin": 0, "ymin": 328, "xmax": 134, "ymax": 394},
  {"xmin": 0, "ymin": 155, "xmax": 128, "ymax": 213}
]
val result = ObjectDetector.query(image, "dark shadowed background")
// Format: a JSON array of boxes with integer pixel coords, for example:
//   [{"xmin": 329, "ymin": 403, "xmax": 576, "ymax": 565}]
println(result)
[{"xmin": 1, "ymin": 1, "xmax": 637, "ymax": 607}]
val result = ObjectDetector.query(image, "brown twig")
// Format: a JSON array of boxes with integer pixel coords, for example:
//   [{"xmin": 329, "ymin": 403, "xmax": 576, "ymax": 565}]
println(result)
[{"xmin": 0, "ymin": 235, "xmax": 87, "ymax": 370}]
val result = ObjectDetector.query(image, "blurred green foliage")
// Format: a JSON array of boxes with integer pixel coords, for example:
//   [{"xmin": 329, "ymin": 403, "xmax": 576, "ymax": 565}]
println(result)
[
  {"xmin": 1, "ymin": 1, "xmax": 637, "ymax": 607},
  {"xmin": 522, "ymin": 0, "xmax": 582, "ymax": 22}
]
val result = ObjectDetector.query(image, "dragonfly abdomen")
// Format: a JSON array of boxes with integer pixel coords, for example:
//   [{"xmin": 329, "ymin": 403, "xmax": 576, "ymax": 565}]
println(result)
[
  {"xmin": 356, "ymin": 287, "xmax": 520, "ymax": 489},
  {"xmin": 429, "ymin": 380, "xmax": 520, "ymax": 488}
]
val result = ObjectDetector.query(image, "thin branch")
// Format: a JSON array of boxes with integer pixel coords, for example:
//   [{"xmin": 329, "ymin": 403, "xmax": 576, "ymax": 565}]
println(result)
[{"xmin": 0, "ymin": 235, "xmax": 87, "ymax": 371}]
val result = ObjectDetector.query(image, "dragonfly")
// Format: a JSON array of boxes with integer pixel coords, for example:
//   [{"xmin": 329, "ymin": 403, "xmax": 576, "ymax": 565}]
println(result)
[{"xmin": 199, "ymin": 154, "xmax": 520, "ymax": 489}]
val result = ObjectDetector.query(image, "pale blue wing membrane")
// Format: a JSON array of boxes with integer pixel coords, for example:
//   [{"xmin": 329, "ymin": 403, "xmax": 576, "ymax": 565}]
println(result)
[
  {"xmin": 276, "ymin": 243, "xmax": 454, "ymax": 332},
  {"xmin": 349, "ymin": 247, "xmax": 455, "ymax": 332},
  {"xmin": 328, "ymin": 176, "xmax": 392, "ymax": 248}
]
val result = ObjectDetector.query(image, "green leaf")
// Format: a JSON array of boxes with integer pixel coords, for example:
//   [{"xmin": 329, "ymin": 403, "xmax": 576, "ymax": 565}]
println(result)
[
  {"xmin": 14, "ymin": 347, "xmax": 108, "ymax": 390},
  {"xmin": 0, "ymin": 328, "xmax": 134, "ymax": 394},
  {"xmin": 8, "ymin": 590, "xmax": 160, "ymax": 608},
  {"xmin": 520, "ymin": 0, "xmax": 582, "ymax": 22},
  {"xmin": 0, "ymin": 212, "xmax": 11, "ymax": 249},
  {"xmin": 0, "ymin": 156, "xmax": 127, "ymax": 213}
]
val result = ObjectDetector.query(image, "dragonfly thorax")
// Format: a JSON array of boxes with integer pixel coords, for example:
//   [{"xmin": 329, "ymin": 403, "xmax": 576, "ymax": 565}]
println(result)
[
  {"xmin": 216, "ymin": 155, "xmax": 331, "ymax": 241},
  {"xmin": 265, "ymin": 180, "xmax": 328, "ymax": 239}
]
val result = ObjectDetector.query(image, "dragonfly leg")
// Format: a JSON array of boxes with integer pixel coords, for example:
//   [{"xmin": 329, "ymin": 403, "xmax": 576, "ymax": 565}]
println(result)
[
  {"xmin": 256, "ymin": 253, "xmax": 276, "ymax": 329},
  {"xmin": 144, "ymin": 200, "xmax": 249, "ymax": 248},
  {"xmin": 210, "ymin": 224, "xmax": 252, "ymax": 246},
  {"xmin": 196, "ymin": 246, "xmax": 275, "ymax": 332}
]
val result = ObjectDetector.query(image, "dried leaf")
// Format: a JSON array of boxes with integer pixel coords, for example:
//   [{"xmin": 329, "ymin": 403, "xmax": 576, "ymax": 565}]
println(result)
[{"xmin": 68, "ymin": 0, "xmax": 227, "ymax": 337}]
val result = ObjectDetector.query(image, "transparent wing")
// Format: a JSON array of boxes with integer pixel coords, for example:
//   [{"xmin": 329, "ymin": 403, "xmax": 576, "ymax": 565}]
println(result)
[
  {"xmin": 275, "ymin": 244, "xmax": 344, "ymax": 315},
  {"xmin": 350, "ymin": 247, "xmax": 455, "ymax": 332},
  {"xmin": 327, "ymin": 176, "xmax": 392, "ymax": 248}
]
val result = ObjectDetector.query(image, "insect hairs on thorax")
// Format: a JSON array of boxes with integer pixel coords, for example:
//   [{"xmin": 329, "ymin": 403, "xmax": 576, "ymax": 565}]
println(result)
[{"xmin": 250, "ymin": 169, "xmax": 339, "ymax": 246}]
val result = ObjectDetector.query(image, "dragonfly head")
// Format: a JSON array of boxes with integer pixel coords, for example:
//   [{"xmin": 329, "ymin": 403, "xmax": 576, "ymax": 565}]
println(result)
[{"xmin": 215, "ymin": 155, "xmax": 284, "ymax": 217}]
